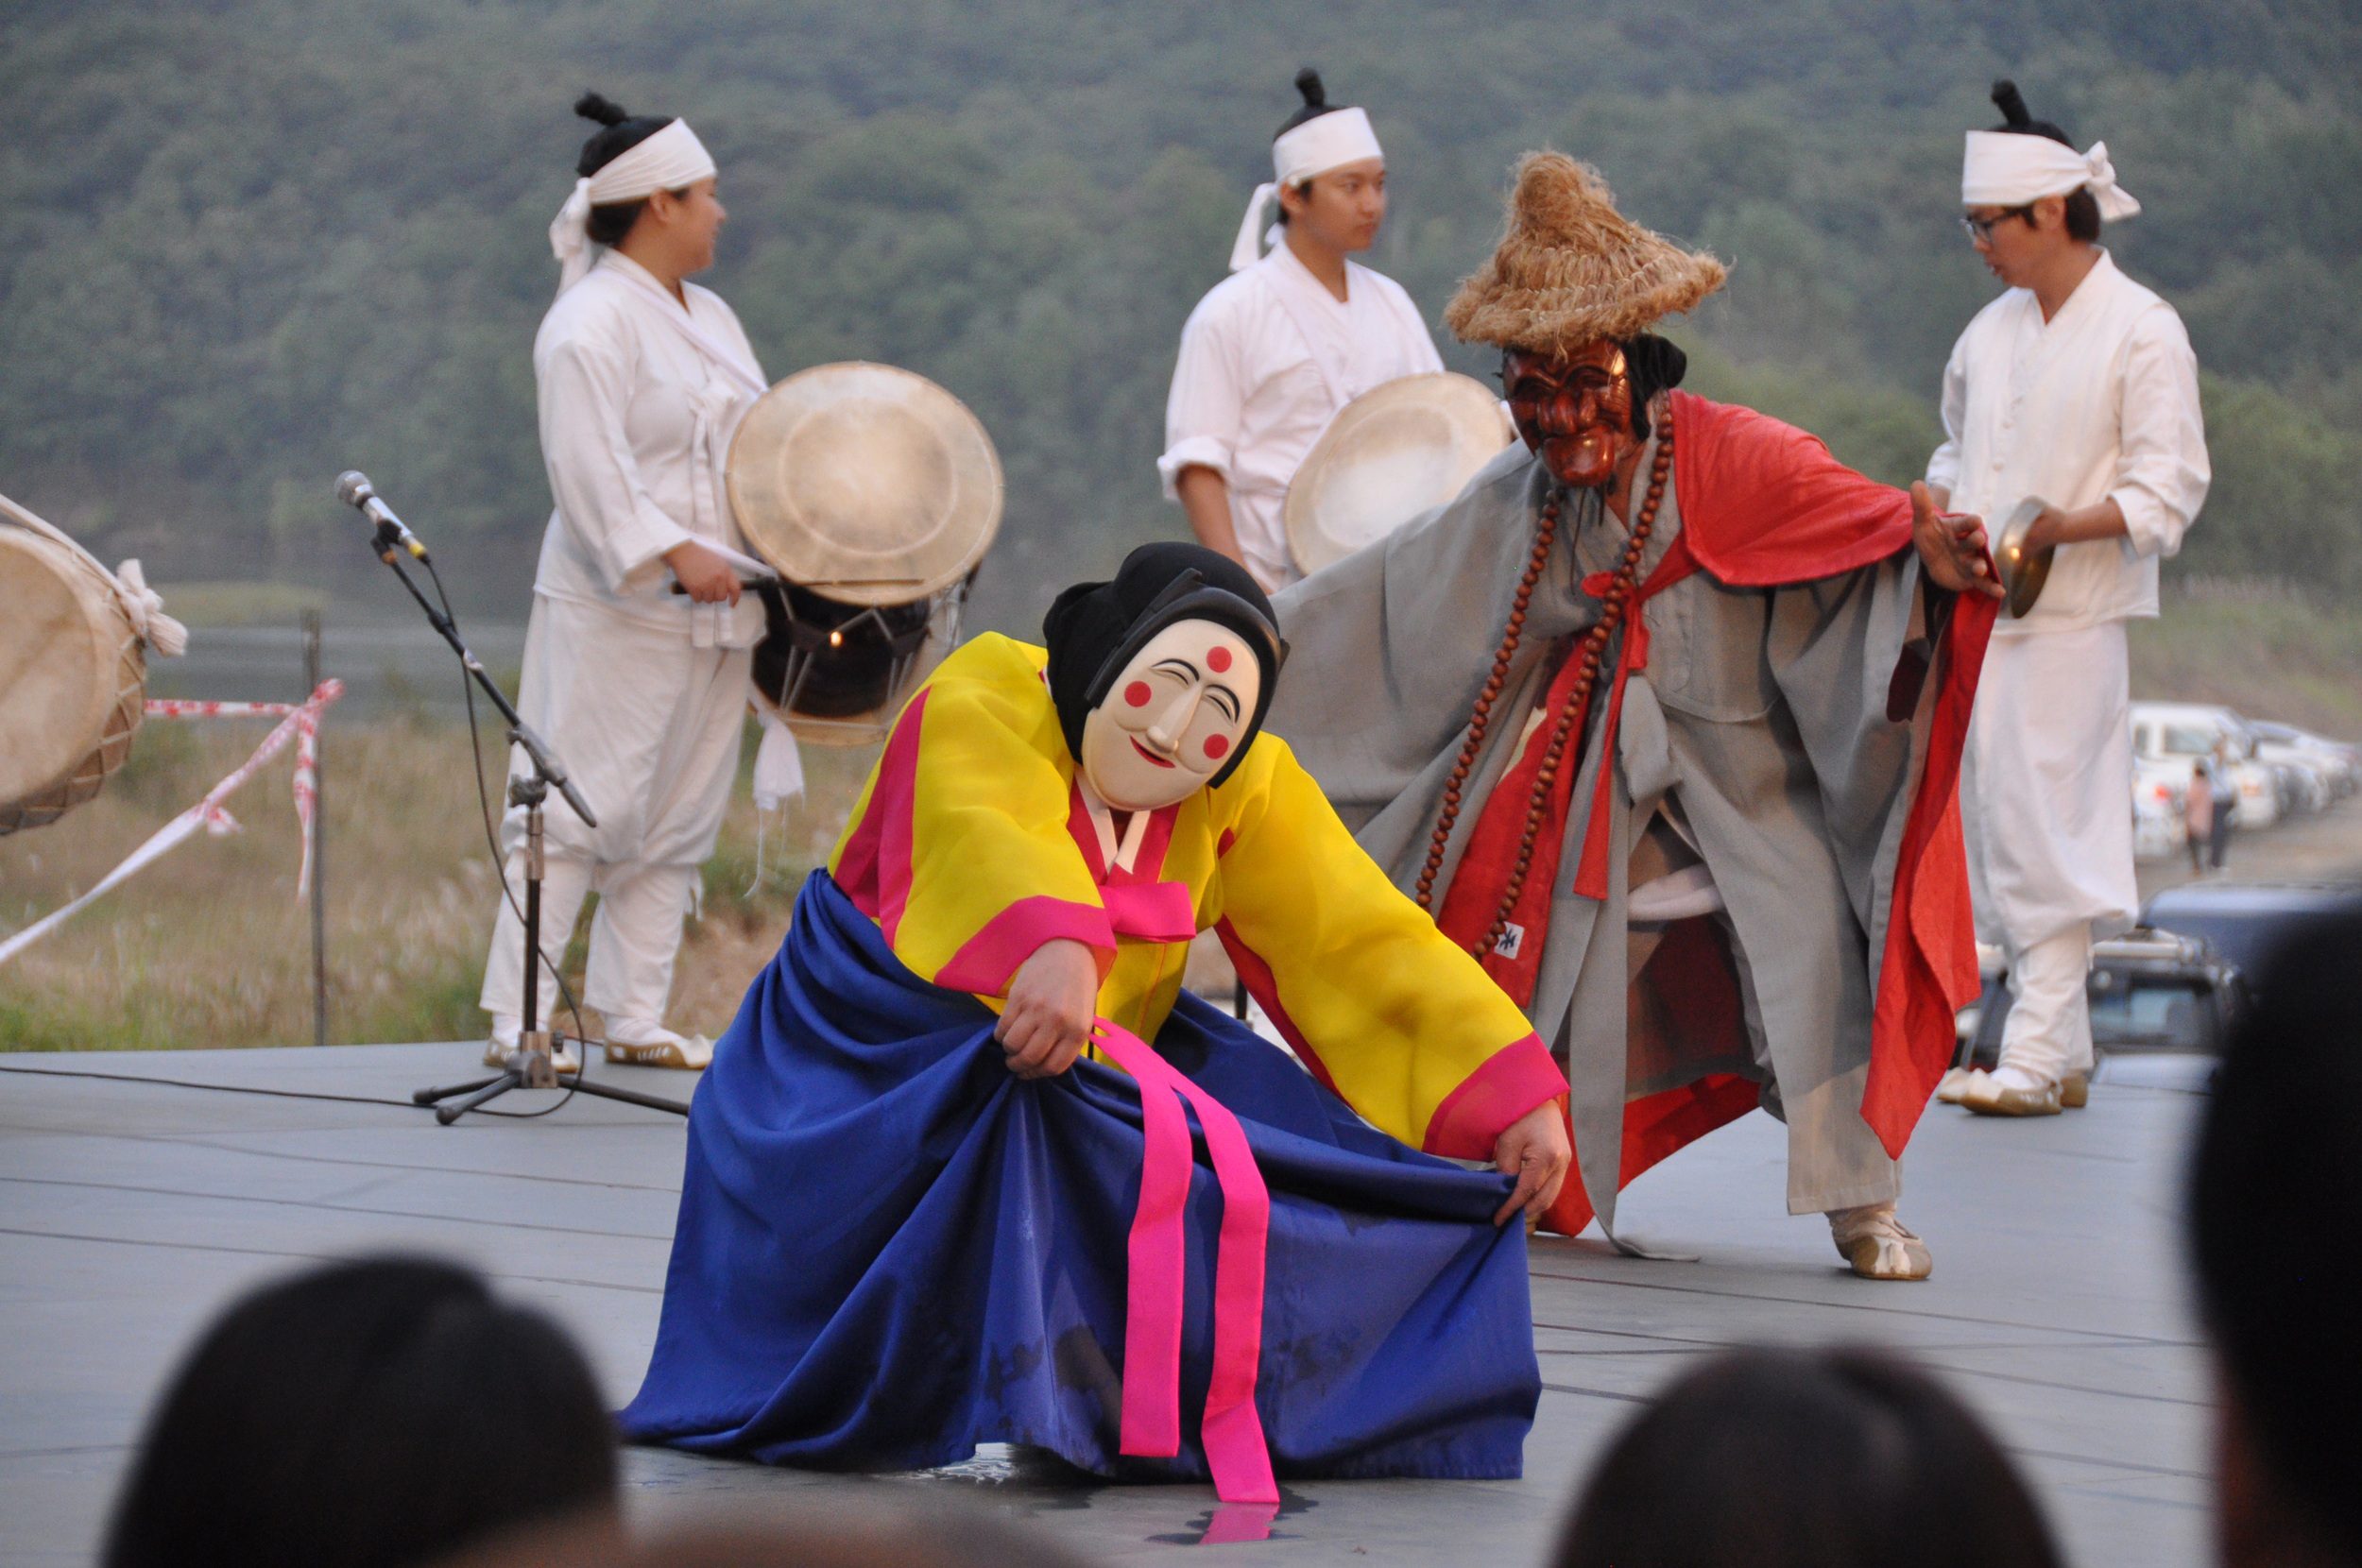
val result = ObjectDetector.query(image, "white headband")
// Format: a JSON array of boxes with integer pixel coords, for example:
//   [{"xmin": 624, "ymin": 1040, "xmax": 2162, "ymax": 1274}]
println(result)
[
  {"xmin": 1960, "ymin": 129, "xmax": 2141, "ymax": 222},
  {"xmin": 1228, "ymin": 107, "xmax": 1385, "ymax": 272},
  {"xmin": 549, "ymin": 119, "xmax": 720, "ymax": 294}
]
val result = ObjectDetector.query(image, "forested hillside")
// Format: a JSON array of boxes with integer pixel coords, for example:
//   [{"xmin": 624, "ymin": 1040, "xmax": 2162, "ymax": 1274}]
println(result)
[{"xmin": 6, "ymin": 0, "xmax": 2359, "ymax": 634}]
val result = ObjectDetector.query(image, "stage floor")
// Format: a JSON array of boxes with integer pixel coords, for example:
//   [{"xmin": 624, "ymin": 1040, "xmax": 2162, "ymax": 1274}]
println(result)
[{"xmin": 0, "ymin": 1042, "xmax": 2214, "ymax": 1567}]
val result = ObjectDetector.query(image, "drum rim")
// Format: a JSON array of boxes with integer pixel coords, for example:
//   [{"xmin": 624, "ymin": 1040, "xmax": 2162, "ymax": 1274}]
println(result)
[
  {"xmin": 0, "ymin": 525, "xmax": 134, "ymax": 810},
  {"xmin": 727, "ymin": 361, "xmax": 1003, "ymax": 608},
  {"xmin": 1283, "ymin": 370, "xmax": 1515, "ymax": 575}
]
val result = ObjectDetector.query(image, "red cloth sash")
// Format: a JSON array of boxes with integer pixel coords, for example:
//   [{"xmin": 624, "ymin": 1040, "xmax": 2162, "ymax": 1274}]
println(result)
[{"xmin": 1434, "ymin": 535, "xmax": 1700, "ymax": 1007}]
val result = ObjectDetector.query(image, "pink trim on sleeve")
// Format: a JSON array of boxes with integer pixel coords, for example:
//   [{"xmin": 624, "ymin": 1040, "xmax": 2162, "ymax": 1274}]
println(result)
[
  {"xmin": 934, "ymin": 895, "xmax": 1118, "ymax": 997},
  {"xmin": 1420, "ymin": 1032, "xmax": 1568, "ymax": 1160},
  {"xmin": 873, "ymin": 689, "xmax": 931, "ymax": 946}
]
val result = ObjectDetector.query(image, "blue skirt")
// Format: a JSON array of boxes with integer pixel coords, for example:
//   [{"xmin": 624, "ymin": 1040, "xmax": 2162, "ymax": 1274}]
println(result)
[{"xmin": 619, "ymin": 872, "xmax": 1541, "ymax": 1483}]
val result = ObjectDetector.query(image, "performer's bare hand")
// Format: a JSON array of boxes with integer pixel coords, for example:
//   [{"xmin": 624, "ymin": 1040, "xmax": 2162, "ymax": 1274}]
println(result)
[
  {"xmin": 1908, "ymin": 483, "xmax": 2004, "ymax": 599},
  {"xmin": 997, "ymin": 939, "xmax": 1101, "ymax": 1080},
  {"xmin": 664, "ymin": 540, "xmax": 743, "ymax": 605},
  {"xmin": 1491, "ymin": 1101, "xmax": 1572, "ymax": 1228}
]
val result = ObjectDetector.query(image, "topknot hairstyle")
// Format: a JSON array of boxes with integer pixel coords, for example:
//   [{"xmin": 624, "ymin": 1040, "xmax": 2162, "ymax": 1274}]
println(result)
[
  {"xmin": 1989, "ymin": 79, "xmax": 2073, "ymax": 148},
  {"xmin": 573, "ymin": 90, "xmax": 676, "ymax": 179},
  {"xmin": 1276, "ymin": 68, "xmax": 1338, "ymax": 139},
  {"xmin": 1986, "ymin": 80, "xmax": 2100, "ymax": 238}
]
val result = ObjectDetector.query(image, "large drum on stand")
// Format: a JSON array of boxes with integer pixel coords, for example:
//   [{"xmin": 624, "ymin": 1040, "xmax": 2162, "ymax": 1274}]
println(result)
[
  {"xmin": 0, "ymin": 495, "xmax": 150, "ymax": 836},
  {"xmin": 1284, "ymin": 371, "xmax": 1515, "ymax": 577},
  {"xmin": 727, "ymin": 363, "xmax": 1002, "ymax": 745}
]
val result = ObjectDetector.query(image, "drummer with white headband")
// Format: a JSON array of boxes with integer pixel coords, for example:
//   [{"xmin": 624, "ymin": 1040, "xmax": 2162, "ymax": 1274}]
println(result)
[
  {"xmin": 478, "ymin": 92, "xmax": 772, "ymax": 1073},
  {"xmin": 1926, "ymin": 80, "xmax": 2209, "ymax": 1120},
  {"xmin": 1160, "ymin": 69, "xmax": 1442, "ymax": 593}
]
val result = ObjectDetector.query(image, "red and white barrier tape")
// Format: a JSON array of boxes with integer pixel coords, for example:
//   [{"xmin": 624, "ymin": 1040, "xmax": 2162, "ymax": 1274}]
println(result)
[{"xmin": 0, "ymin": 681, "xmax": 344, "ymax": 967}]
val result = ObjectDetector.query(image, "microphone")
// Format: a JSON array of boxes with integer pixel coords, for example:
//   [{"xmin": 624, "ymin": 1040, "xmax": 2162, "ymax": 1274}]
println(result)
[{"xmin": 334, "ymin": 471, "xmax": 430, "ymax": 563}]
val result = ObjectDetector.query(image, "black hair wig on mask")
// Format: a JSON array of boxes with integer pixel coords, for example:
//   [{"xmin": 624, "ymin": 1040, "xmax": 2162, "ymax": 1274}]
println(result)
[
  {"xmin": 1041, "ymin": 542, "xmax": 1286, "ymax": 790},
  {"xmin": 1619, "ymin": 333, "xmax": 1688, "ymax": 443}
]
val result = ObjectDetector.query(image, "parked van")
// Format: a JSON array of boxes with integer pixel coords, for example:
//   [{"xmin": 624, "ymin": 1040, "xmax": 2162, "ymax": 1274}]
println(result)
[{"xmin": 2130, "ymin": 701, "xmax": 2281, "ymax": 829}]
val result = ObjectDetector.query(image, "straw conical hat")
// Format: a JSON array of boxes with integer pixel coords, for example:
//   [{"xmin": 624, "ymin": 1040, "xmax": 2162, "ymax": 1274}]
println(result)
[{"xmin": 1445, "ymin": 152, "xmax": 1726, "ymax": 349}]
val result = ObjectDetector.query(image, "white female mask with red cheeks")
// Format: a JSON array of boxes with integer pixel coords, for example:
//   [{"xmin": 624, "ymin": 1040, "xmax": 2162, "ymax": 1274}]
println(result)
[{"xmin": 1077, "ymin": 619, "xmax": 1262, "ymax": 812}]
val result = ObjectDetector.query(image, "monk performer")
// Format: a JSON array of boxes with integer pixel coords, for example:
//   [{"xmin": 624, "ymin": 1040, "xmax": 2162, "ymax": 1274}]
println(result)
[
  {"xmin": 623, "ymin": 544, "xmax": 1572, "ymax": 1499},
  {"xmin": 1267, "ymin": 155, "xmax": 2004, "ymax": 1280}
]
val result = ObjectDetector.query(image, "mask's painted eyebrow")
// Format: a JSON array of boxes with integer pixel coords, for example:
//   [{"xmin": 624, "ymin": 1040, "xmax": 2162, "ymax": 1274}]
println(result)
[{"xmin": 1152, "ymin": 656, "xmax": 1200, "ymax": 682}]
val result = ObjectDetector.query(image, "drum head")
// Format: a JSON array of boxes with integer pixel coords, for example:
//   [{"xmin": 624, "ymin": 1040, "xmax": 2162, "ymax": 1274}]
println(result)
[
  {"xmin": 0, "ymin": 524, "xmax": 123, "ymax": 808},
  {"xmin": 1284, "ymin": 372, "xmax": 1515, "ymax": 575},
  {"xmin": 728, "ymin": 363, "xmax": 1002, "ymax": 608}
]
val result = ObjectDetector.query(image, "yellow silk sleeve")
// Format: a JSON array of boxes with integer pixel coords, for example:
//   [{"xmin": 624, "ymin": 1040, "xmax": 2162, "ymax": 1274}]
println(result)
[
  {"xmin": 1210, "ymin": 737, "xmax": 1567, "ymax": 1158},
  {"xmin": 829, "ymin": 637, "xmax": 1117, "ymax": 997}
]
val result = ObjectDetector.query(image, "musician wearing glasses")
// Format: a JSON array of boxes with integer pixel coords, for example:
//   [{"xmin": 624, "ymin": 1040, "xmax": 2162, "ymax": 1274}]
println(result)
[
  {"xmin": 476, "ymin": 93, "xmax": 770, "ymax": 1074},
  {"xmin": 1928, "ymin": 82, "xmax": 2210, "ymax": 1119}
]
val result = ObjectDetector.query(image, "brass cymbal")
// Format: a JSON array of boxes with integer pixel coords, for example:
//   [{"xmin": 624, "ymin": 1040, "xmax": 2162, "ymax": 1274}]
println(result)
[{"xmin": 1994, "ymin": 496, "xmax": 2055, "ymax": 619}]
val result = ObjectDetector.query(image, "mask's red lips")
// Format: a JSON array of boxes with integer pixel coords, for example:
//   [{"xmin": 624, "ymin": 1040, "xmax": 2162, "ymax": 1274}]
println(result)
[{"xmin": 1130, "ymin": 739, "xmax": 1177, "ymax": 769}]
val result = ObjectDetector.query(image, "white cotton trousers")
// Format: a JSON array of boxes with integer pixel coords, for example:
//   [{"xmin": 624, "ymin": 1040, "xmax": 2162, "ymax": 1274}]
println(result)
[
  {"xmin": 1961, "ymin": 620, "xmax": 2135, "ymax": 1088},
  {"xmin": 1996, "ymin": 923, "xmax": 2096, "ymax": 1086},
  {"xmin": 479, "ymin": 595, "xmax": 750, "ymax": 1029}
]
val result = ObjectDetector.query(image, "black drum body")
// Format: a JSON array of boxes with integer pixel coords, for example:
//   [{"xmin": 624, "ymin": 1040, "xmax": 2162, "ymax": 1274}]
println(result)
[
  {"xmin": 749, "ymin": 576, "xmax": 975, "ymax": 745},
  {"xmin": 752, "ymin": 583, "xmax": 934, "ymax": 720}
]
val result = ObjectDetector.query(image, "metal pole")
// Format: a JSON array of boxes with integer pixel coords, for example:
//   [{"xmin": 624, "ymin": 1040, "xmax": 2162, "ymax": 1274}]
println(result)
[{"xmin": 303, "ymin": 609, "xmax": 328, "ymax": 1048}]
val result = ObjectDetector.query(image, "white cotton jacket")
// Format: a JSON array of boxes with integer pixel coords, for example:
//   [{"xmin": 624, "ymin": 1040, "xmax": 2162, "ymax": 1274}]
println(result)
[
  {"xmin": 1926, "ymin": 250, "xmax": 2209, "ymax": 637},
  {"xmin": 1159, "ymin": 243, "xmax": 1442, "ymax": 592},
  {"xmin": 530, "ymin": 250, "xmax": 768, "ymax": 648}
]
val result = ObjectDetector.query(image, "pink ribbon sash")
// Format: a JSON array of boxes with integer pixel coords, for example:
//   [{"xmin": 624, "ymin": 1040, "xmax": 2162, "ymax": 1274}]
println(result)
[{"xmin": 1089, "ymin": 1020, "xmax": 1279, "ymax": 1506}]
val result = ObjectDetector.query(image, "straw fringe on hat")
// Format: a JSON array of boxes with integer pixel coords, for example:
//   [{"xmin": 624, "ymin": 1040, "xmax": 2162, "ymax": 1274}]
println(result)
[{"xmin": 1445, "ymin": 152, "xmax": 1727, "ymax": 349}]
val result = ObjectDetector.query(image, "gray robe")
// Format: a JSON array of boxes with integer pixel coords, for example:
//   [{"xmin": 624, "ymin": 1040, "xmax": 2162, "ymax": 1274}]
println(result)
[{"xmin": 1270, "ymin": 431, "xmax": 1945, "ymax": 1232}]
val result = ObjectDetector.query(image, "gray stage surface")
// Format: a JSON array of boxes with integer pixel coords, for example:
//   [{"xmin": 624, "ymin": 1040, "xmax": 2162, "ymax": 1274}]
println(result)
[{"xmin": 0, "ymin": 1043, "xmax": 2214, "ymax": 1567}]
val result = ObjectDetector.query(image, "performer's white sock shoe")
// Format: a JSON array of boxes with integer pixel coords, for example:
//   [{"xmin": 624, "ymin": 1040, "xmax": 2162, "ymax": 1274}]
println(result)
[
  {"xmin": 603, "ymin": 1017, "xmax": 713, "ymax": 1070},
  {"xmin": 481, "ymin": 1014, "xmax": 582, "ymax": 1073},
  {"xmin": 1828, "ymin": 1202, "xmax": 1932, "ymax": 1281}
]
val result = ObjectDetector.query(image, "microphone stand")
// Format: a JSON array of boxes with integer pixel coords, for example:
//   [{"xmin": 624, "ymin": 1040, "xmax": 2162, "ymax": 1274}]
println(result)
[{"xmin": 353, "ymin": 520, "xmax": 687, "ymax": 1123}]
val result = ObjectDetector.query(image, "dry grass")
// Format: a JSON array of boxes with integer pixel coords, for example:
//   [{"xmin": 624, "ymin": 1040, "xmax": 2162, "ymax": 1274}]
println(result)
[
  {"xmin": 0, "ymin": 714, "xmax": 873, "ymax": 1051},
  {"xmin": 2130, "ymin": 587, "xmax": 2362, "ymax": 738}
]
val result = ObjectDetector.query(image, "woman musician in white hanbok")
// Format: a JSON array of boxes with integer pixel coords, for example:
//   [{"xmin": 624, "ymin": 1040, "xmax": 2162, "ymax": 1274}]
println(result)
[{"xmin": 478, "ymin": 92, "xmax": 770, "ymax": 1072}]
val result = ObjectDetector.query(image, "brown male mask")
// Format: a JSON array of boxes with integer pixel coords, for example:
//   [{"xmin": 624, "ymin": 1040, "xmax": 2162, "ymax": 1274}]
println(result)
[{"xmin": 1502, "ymin": 343, "xmax": 1637, "ymax": 490}]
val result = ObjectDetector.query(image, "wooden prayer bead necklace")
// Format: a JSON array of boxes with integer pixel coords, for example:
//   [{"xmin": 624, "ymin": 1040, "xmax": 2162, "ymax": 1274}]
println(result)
[{"xmin": 1412, "ymin": 406, "xmax": 1678, "ymax": 962}]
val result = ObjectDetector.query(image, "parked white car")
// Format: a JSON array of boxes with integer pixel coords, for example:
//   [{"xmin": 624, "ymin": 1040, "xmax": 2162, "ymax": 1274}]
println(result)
[
  {"xmin": 2249, "ymin": 721, "xmax": 2353, "ymax": 806},
  {"xmin": 2129, "ymin": 702, "xmax": 2281, "ymax": 830}
]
